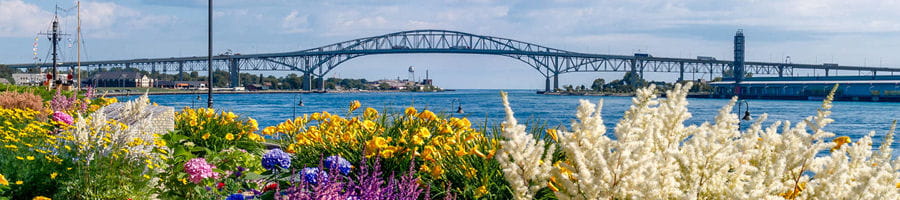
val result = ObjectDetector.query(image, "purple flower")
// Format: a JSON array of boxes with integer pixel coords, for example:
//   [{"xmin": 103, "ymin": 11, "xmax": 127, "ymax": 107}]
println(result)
[
  {"xmin": 262, "ymin": 149, "xmax": 292, "ymax": 171},
  {"xmin": 50, "ymin": 90, "xmax": 76, "ymax": 112},
  {"xmin": 225, "ymin": 193, "xmax": 245, "ymax": 200},
  {"xmin": 52, "ymin": 111, "xmax": 74, "ymax": 125},
  {"xmin": 234, "ymin": 166, "xmax": 245, "ymax": 177},
  {"xmin": 324, "ymin": 155, "xmax": 352, "ymax": 175},
  {"xmin": 184, "ymin": 158, "xmax": 220, "ymax": 183},
  {"xmin": 301, "ymin": 167, "xmax": 327, "ymax": 184}
]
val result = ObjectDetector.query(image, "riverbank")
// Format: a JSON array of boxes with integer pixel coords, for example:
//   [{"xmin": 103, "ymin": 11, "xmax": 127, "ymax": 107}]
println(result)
[{"xmin": 101, "ymin": 88, "xmax": 437, "ymax": 97}]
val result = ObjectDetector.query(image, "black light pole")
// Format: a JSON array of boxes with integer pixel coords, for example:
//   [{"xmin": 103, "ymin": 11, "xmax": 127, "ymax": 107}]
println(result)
[
  {"xmin": 206, "ymin": 0, "xmax": 214, "ymax": 108},
  {"xmin": 450, "ymin": 98, "xmax": 464, "ymax": 114},
  {"xmin": 736, "ymin": 100, "xmax": 752, "ymax": 127},
  {"xmin": 293, "ymin": 93, "xmax": 304, "ymax": 118}
]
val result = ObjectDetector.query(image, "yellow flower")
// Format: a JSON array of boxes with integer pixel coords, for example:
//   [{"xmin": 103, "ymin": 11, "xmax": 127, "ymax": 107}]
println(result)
[
  {"xmin": 415, "ymin": 127, "xmax": 431, "ymax": 139},
  {"xmin": 15, "ymin": 180, "xmax": 23, "ymax": 185},
  {"xmin": 418, "ymin": 110, "xmax": 437, "ymax": 121},
  {"xmin": 430, "ymin": 164, "xmax": 444, "ymax": 177},
  {"xmin": 380, "ymin": 147, "xmax": 397, "ymax": 158},
  {"xmin": 832, "ymin": 136, "xmax": 851, "ymax": 151},
  {"xmin": 404, "ymin": 107, "xmax": 417, "ymax": 116},
  {"xmin": 202, "ymin": 133, "xmax": 210, "ymax": 140},
  {"xmin": 3, "ymin": 144, "xmax": 16, "ymax": 149},
  {"xmin": 32, "ymin": 196, "xmax": 51, "ymax": 200},
  {"xmin": 546, "ymin": 129, "xmax": 558, "ymax": 142},
  {"xmin": 247, "ymin": 117, "xmax": 259, "ymax": 131},
  {"xmin": 362, "ymin": 120, "xmax": 377, "ymax": 131},
  {"xmin": 224, "ymin": 112, "xmax": 237, "ymax": 121},
  {"xmin": 225, "ymin": 133, "xmax": 235, "ymax": 141},
  {"xmin": 262, "ymin": 126, "xmax": 277, "ymax": 135},
  {"xmin": 474, "ymin": 185, "xmax": 488, "ymax": 198},
  {"xmin": 548, "ymin": 182, "xmax": 559, "ymax": 192},
  {"xmin": 364, "ymin": 107, "xmax": 378, "ymax": 119},
  {"xmin": 0, "ymin": 174, "xmax": 8, "ymax": 186},
  {"xmin": 180, "ymin": 178, "xmax": 188, "ymax": 185},
  {"xmin": 16, "ymin": 156, "xmax": 23, "ymax": 160},
  {"xmin": 349, "ymin": 100, "xmax": 361, "ymax": 112},
  {"xmin": 50, "ymin": 172, "xmax": 58, "ymax": 179}
]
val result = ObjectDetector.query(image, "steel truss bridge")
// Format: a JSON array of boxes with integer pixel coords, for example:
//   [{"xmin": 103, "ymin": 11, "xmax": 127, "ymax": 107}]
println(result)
[{"xmin": 7, "ymin": 29, "xmax": 900, "ymax": 91}]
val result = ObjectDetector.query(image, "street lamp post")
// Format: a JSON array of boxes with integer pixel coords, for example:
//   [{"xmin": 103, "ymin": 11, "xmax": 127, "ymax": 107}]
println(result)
[
  {"xmin": 207, "ymin": 0, "xmax": 214, "ymax": 108},
  {"xmin": 736, "ymin": 100, "xmax": 752, "ymax": 127},
  {"xmin": 293, "ymin": 93, "xmax": 304, "ymax": 119},
  {"xmin": 450, "ymin": 98, "xmax": 464, "ymax": 114}
]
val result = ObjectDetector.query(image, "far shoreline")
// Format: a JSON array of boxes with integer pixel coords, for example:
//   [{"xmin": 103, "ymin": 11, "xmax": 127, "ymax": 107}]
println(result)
[{"xmin": 103, "ymin": 89, "xmax": 446, "ymax": 97}]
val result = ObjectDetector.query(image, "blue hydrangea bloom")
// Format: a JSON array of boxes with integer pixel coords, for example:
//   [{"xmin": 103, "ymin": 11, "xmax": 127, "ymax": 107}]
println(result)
[
  {"xmin": 225, "ymin": 193, "xmax": 245, "ymax": 200},
  {"xmin": 301, "ymin": 167, "xmax": 327, "ymax": 184},
  {"xmin": 324, "ymin": 155, "xmax": 352, "ymax": 175},
  {"xmin": 262, "ymin": 149, "xmax": 291, "ymax": 170}
]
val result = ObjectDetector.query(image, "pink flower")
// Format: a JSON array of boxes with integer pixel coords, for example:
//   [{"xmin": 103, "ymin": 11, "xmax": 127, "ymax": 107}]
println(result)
[
  {"xmin": 52, "ymin": 111, "xmax": 74, "ymax": 125},
  {"xmin": 184, "ymin": 158, "xmax": 220, "ymax": 184}
]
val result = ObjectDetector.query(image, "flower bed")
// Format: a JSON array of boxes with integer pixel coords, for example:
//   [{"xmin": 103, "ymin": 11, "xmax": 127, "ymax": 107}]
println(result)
[{"xmin": 0, "ymin": 84, "xmax": 897, "ymax": 200}]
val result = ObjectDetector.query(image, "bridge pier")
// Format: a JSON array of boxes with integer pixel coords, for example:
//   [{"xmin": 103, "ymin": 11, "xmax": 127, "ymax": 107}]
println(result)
[
  {"xmin": 545, "ymin": 76, "xmax": 551, "ymax": 92},
  {"xmin": 678, "ymin": 62, "xmax": 685, "ymax": 82},
  {"xmin": 553, "ymin": 73, "xmax": 559, "ymax": 91},
  {"xmin": 303, "ymin": 72, "xmax": 312, "ymax": 91},
  {"xmin": 229, "ymin": 58, "xmax": 240, "ymax": 88},
  {"xmin": 317, "ymin": 75, "xmax": 326, "ymax": 91}
]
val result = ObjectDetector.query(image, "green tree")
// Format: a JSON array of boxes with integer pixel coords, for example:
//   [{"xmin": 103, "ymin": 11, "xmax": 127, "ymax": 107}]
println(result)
[{"xmin": 591, "ymin": 78, "xmax": 605, "ymax": 91}]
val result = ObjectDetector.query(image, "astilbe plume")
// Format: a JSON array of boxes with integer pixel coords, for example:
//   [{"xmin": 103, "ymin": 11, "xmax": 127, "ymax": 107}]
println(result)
[
  {"xmin": 495, "ymin": 91, "xmax": 555, "ymax": 200},
  {"xmin": 0, "ymin": 91, "xmax": 43, "ymax": 111},
  {"xmin": 50, "ymin": 89, "xmax": 77, "ymax": 112},
  {"xmin": 502, "ymin": 83, "xmax": 900, "ymax": 199},
  {"xmin": 67, "ymin": 94, "xmax": 163, "ymax": 164}
]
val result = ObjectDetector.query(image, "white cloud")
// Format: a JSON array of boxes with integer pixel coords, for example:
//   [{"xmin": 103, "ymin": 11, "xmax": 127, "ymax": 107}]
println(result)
[
  {"xmin": 281, "ymin": 11, "xmax": 310, "ymax": 33},
  {"xmin": 0, "ymin": 0, "xmax": 52, "ymax": 37}
]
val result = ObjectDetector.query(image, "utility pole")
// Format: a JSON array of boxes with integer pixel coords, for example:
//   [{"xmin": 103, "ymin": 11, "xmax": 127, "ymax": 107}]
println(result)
[{"xmin": 207, "ymin": 0, "xmax": 214, "ymax": 108}]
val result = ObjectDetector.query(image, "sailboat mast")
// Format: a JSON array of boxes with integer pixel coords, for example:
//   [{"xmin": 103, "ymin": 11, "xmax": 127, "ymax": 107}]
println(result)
[
  {"xmin": 77, "ymin": 1, "xmax": 81, "ymax": 92},
  {"xmin": 51, "ymin": 12, "xmax": 59, "ymax": 89}
]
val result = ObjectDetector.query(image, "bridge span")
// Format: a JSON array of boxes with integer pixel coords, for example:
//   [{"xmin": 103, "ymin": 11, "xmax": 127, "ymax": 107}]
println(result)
[{"xmin": 6, "ymin": 29, "xmax": 900, "ymax": 91}]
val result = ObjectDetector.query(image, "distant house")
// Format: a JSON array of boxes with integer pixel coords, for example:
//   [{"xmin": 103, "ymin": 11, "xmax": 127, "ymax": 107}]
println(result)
[
  {"xmin": 0, "ymin": 78, "xmax": 9, "ymax": 85},
  {"xmin": 12, "ymin": 73, "xmax": 75, "ymax": 86},
  {"xmin": 12, "ymin": 73, "xmax": 46, "ymax": 86},
  {"xmin": 156, "ymin": 80, "xmax": 204, "ymax": 89},
  {"xmin": 87, "ymin": 72, "xmax": 155, "ymax": 88},
  {"xmin": 245, "ymin": 84, "xmax": 269, "ymax": 91}
]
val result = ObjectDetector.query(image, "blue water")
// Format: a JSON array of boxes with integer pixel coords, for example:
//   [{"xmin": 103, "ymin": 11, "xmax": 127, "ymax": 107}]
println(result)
[{"xmin": 119, "ymin": 89, "xmax": 899, "ymax": 151}]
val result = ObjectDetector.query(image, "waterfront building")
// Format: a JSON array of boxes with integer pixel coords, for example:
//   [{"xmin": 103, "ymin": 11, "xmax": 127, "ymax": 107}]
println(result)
[{"xmin": 87, "ymin": 72, "xmax": 155, "ymax": 88}]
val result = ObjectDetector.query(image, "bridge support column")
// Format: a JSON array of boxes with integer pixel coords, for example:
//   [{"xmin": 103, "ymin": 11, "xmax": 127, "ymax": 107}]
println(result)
[
  {"xmin": 545, "ymin": 76, "xmax": 551, "ymax": 92},
  {"xmin": 303, "ymin": 72, "xmax": 312, "ymax": 91},
  {"xmin": 318, "ymin": 75, "xmax": 326, "ymax": 92},
  {"xmin": 553, "ymin": 72, "xmax": 559, "ymax": 91},
  {"xmin": 825, "ymin": 69, "xmax": 830, "ymax": 77},
  {"xmin": 678, "ymin": 62, "xmax": 685, "ymax": 82},
  {"xmin": 229, "ymin": 59, "xmax": 241, "ymax": 88},
  {"xmin": 178, "ymin": 62, "xmax": 185, "ymax": 81}
]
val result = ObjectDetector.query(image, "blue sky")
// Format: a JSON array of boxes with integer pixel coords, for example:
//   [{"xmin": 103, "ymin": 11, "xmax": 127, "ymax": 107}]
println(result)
[{"xmin": 2, "ymin": 0, "xmax": 900, "ymax": 89}]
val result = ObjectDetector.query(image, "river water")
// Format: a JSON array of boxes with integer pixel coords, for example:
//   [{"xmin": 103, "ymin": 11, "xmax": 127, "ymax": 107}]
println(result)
[{"xmin": 119, "ymin": 89, "xmax": 900, "ymax": 152}]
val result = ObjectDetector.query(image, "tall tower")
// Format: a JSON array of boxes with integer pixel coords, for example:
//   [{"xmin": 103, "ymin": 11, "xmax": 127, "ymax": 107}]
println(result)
[{"xmin": 733, "ymin": 29, "xmax": 745, "ymax": 96}]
